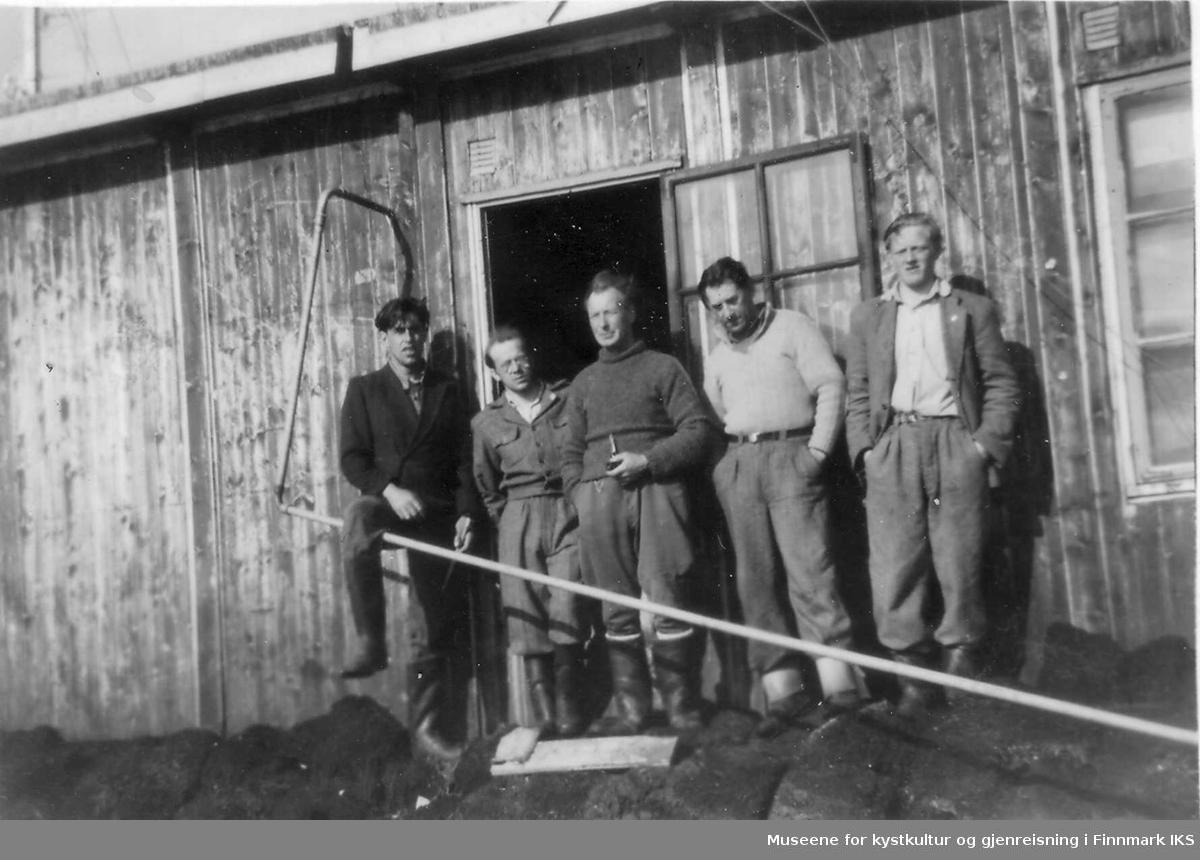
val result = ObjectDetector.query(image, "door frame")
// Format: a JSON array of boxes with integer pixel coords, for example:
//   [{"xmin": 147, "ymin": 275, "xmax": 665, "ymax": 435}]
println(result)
[{"xmin": 461, "ymin": 158, "xmax": 684, "ymax": 410}]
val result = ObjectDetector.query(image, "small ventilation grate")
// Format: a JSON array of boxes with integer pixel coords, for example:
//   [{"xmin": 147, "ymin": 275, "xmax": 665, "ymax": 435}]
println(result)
[
  {"xmin": 468, "ymin": 138, "xmax": 499, "ymax": 177},
  {"xmin": 1082, "ymin": 6, "xmax": 1121, "ymax": 52}
]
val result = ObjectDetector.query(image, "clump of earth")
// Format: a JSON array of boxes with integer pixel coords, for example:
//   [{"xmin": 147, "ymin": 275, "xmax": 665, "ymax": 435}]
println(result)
[{"xmin": 2, "ymin": 631, "xmax": 1196, "ymax": 820}]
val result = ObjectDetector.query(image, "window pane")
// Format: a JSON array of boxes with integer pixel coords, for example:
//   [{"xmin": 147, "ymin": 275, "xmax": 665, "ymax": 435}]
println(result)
[
  {"xmin": 1121, "ymin": 83, "xmax": 1193, "ymax": 213},
  {"xmin": 765, "ymin": 150, "xmax": 858, "ymax": 271},
  {"xmin": 775, "ymin": 267, "xmax": 860, "ymax": 357},
  {"xmin": 1131, "ymin": 214, "xmax": 1195, "ymax": 339},
  {"xmin": 674, "ymin": 171, "xmax": 762, "ymax": 289},
  {"xmin": 1141, "ymin": 343, "xmax": 1196, "ymax": 469}
]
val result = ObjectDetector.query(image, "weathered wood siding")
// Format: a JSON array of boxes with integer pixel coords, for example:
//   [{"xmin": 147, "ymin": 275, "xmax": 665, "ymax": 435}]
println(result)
[
  {"xmin": 0, "ymin": 146, "xmax": 198, "ymax": 737},
  {"xmin": 437, "ymin": 2, "xmax": 1194, "ymax": 655},
  {"xmin": 187, "ymin": 97, "xmax": 425, "ymax": 733},
  {"xmin": 0, "ymin": 0, "xmax": 1192, "ymax": 740}
]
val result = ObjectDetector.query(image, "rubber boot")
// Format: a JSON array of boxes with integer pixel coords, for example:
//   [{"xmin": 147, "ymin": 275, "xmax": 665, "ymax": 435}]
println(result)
[
  {"xmin": 607, "ymin": 636, "xmax": 652, "ymax": 735},
  {"xmin": 943, "ymin": 644, "xmax": 982, "ymax": 705},
  {"xmin": 554, "ymin": 643, "xmax": 588, "ymax": 738},
  {"xmin": 652, "ymin": 636, "xmax": 703, "ymax": 731},
  {"xmin": 524, "ymin": 654, "xmax": 556, "ymax": 736},
  {"xmin": 756, "ymin": 666, "xmax": 819, "ymax": 738},
  {"xmin": 341, "ymin": 555, "xmax": 388, "ymax": 679},
  {"xmin": 341, "ymin": 634, "xmax": 389, "ymax": 679},
  {"xmin": 892, "ymin": 649, "xmax": 947, "ymax": 720},
  {"xmin": 409, "ymin": 657, "xmax": 465, "ymax": 761},
  {"xmin": 803, "ymin": 656, "xmax": 867, "ymax": 726}
]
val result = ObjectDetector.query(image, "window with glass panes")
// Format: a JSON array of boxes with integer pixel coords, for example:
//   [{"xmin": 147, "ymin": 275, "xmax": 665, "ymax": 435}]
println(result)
[
  {"xmin": 665, "ymin": 135, "xmax": 875, "ymax": 379},
  {"xmin": 1091, "ymin": 66, "xmax": 1194, "ymax": 495}
]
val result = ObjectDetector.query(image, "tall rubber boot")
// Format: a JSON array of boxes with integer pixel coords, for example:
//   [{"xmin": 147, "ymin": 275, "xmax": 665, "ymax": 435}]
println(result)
[
  {"xmin": 607, "ymin": 636, "xmax": 652, "ymax": 734},
  {"xmin": 652, "ymin": 636, "xmax": 703, "ymax": 731},
  {"xmin": 341, "ymin": 568, "xmax": 388, "ymax": 679},
  {"xmin": 892, "ymin": 649, "xmax": 947, "ymax": 720},
  {"xmin": 524, "ymin": 653, "xmax": 556, "ymax": 736},
  {"xmin": 756, "ymin": 666, "xmax": 819, "ymax": 738},
  {"xmin": 805, "ymin": 656, "xmax": 867, "ymax": 725},
  {"xmin": 554, "ymin": 643, "xmax": 588, "ymax": 738},
  {"xmin": 408, "ymin": 657, "xmax": 465, "ymax": 761},
  {"xmin": 943, "ymin": 644, "xmax": 982, "ymax": 705}
]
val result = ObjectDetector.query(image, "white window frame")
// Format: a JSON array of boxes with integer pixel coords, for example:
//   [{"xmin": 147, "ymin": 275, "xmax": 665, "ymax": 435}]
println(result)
[{"xmin": 1087, "ymin": 64, "xmax": 1195, "ymax": 500}]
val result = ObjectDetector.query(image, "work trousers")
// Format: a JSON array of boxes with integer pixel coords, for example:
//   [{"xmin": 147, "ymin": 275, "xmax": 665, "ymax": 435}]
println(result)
[
  {"xmin": 497, "ymin": 494, "xmax": 586, "ymax": 655},
  {"xmin": 341, "ymin": 495, "xmax": 469, "ymax": 662},
  {"xmin": 713, "ymin": 438, "xmax": 853, "ymax": 674},
  {"xmin": 863, "ymin": 417, "xmax": 988, "ymax": 654},
  {"xmin": 574, "ymin": 477, "xmax": 696, "ymax": 641}
]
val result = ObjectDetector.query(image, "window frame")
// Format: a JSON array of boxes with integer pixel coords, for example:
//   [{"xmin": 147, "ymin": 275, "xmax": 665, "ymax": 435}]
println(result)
[
  {"xmin": 661, "ymin": 133, "xmax": 877, "ymax": 370},
  {"xmin": 1087, "ymin": 63, "xmax": 1195, "ymax": 499}
]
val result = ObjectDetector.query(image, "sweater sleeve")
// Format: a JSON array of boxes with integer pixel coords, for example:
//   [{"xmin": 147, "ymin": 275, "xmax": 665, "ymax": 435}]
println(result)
[
  {"xmin": 644, "ymin": 358, "xmax": 719, "ymax": 480},
  {"xmin": 560, "ymin": 376, "xmax": 587, "ymax": 495},
  {"xmin": 790, "ymin": 313, "xmax": 845, "ymax": 454}
]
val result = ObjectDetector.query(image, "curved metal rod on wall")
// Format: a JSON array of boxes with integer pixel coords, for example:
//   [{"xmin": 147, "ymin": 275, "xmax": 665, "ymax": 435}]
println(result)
[{"xmin": 274, "ymin": 187, "xmax": 414, "ymax": 505}]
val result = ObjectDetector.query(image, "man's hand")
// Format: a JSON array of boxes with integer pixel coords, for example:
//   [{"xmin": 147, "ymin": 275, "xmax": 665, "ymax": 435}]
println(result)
[
  {"xmin": 454, "ymin": 515, "xmax": 474, "ymax": 553},
  {"xmin": 973, "ymin": 439, "xmax": 990, "ymax": 462},
  {"xmin": 605, "ymin": 451, "xmax": 650, "ymax": 487},
  {"xmin": 808, "ymin": 446, "xmax": 828, "ymax": 466},
  {"xmin": 384, "ymin": 485, "xmax": 425, "ymax": 521}
]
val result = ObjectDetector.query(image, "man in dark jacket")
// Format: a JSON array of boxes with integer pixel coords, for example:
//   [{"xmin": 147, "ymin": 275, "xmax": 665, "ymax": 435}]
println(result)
[
  {"xmin": 846, "ymin": 213, "xmax": 1020, "ymax": 718},
  {"xmin": 338, "ymin": 296, "xmax": 479, "ymax": 760}
]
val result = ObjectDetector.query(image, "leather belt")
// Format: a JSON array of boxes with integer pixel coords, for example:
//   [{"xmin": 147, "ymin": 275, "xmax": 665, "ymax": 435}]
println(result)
[
  {"xmin": 892, "ymin": 412, "xmax": 955, "ymax": 425},
  {"xmin": 725, "ymin": 427, "xmax": 811, "ymax": 444}
]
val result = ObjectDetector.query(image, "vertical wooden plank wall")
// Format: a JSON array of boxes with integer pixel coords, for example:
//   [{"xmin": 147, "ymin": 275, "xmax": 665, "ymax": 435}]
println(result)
[
  {"xmin": 0, "ymin": 148, "xmax": 198, "ymax": 737},
  {"xmin": 191, "ymin": 97, "xmax": 420, "ymax": 732},
  {"xmin": 438, "ymin": 5, "xmax": 1194, "ymax": 657}
]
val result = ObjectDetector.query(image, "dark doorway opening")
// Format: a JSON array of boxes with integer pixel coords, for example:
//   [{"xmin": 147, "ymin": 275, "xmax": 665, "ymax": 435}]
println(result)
[{"xmin": 483, "ymin": 180, "xmax": 669, "ymax": 386}]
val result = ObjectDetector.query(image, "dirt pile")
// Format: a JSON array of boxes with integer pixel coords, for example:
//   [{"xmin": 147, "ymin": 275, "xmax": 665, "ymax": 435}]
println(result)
[{"xmin": 2, "ymin": 638, "xmax": 1196, "ymax": 820}]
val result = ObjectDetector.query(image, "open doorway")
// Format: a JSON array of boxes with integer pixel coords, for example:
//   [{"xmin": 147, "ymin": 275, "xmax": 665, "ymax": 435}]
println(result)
[{"xmin": 482, "ymin": 180, "xmax": 669, "ymax": 385}]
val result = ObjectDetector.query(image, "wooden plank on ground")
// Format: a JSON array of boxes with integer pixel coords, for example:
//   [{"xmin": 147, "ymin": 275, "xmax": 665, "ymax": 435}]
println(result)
[
  {"xmin": 491, "ymin": 734, "xmax": 678, "ymax": 777},
  {"xmin": 493, "ymin": 727, "xmax": 542, "ymax": 766}
]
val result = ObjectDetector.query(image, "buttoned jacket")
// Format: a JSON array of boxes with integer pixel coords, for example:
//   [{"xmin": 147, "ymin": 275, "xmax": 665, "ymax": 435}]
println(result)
[
  {"xmin": 339, "ymin": 364, "xmax": 480, "ymax": 520},
  {"xmin": 845, "ymin": 286, "xmax": 1021, "ymax": 476},
  {"xmin": 471, "ymin": 379, "xmax": 572, "ymax": 525}
]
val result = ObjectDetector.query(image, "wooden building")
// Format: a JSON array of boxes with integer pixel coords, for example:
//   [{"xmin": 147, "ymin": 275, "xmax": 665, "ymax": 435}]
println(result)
[{"xmin": 0, "ymin": 1, "xmax": 1193, "ymax": 739}]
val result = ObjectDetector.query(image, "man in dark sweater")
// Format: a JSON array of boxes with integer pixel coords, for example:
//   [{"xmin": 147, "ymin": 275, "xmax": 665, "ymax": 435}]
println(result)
[{"xmin": 562, "ymin": 270, "xmax": 720, "ymax": 733}]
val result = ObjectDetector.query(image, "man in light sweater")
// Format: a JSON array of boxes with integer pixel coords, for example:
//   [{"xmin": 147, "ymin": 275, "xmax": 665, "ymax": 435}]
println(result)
[
  {"xmin": 700, "ymin": 257, "xmax": 864, "ymax": 736},
  {"xmin": 562, "ymin": 269, "xmax": 720, "ymax": 734}
]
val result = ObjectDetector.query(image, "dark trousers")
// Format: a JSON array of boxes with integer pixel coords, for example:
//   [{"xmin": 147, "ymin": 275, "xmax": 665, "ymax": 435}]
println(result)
[
  {"xmin": 341, "ymin": 495, "xmax": 469, "ymax": 661},
  {"xmin": 864, "ymin": 417, "xmax": 988, "ymax": 654},
  {"xmin": 713, "ymin": 438, "xmax": 853, "ymax": 674},
  {"xmin": 574, "ymin": 477, "xmax": 696, "ymax": 641},
  {"xmin": 498, "ymin": 495, "xmax": 586, "ymax": 655}
]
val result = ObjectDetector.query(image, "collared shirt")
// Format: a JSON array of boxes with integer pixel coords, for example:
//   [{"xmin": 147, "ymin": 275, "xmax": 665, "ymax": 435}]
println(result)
[
  {"xmin": 504, "ymin": 383, "xmax": 549, "ymax": 425},
  {"xmin": 472, "ymin": 381, "xmax": 571, "ymax": 523},
  {"xmin": 703, "ymin": 304, "xmax": 845, "ymax": 456},
  {"xmin": 390, "ymin": 364, "xmax": 425, "ymax": 416},
  {"xmin": 885, "ymin": 278, "xmax": 957, "ymax": 417}
]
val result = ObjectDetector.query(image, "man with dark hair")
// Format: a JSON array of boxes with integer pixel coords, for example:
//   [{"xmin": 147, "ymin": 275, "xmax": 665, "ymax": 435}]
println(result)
[
  {"xmin": 562, "ymin": 269, "xmax": 720, "ymax": 734},
  {"xmin": 846, "ymin": 212, "xmax": 1020, "ymax": 718},
  {"xmin": 472, "ymin": 325, "xmax": 589, "ymax": 738},
  {"xmin": 699, "ymin": 256, "xmax": 864, "ymax": 736},
  {"xmin": 338, "ymin": 296, "xmax": 480, "ymax": 760}
]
